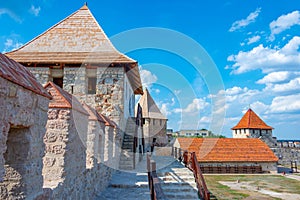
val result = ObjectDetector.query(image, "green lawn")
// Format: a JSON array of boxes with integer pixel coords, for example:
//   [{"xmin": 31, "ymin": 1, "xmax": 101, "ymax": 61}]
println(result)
[{"xmin": 204, "ymin": 174, "xmax": 300, "ymax": 200}]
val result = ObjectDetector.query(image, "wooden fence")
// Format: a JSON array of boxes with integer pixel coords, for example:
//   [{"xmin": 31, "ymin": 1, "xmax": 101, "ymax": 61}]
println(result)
[{"xmin": 147, "ymin": 153, "xmax": 167, "ymax": 200}]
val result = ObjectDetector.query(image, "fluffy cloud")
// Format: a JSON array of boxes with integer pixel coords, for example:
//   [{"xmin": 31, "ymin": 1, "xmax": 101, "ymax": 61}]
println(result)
[
  {"xmin": 29, "ymin": 5, "xmax": 41, "ymax": 17},
  {"xmin": 140, "ymin": 67, "xmax": 158, "ymax": 88},
  {"xmin": 269, "ymin": 94, "xmax": 300, "ymax": 113},
  {"xmin": 247, "ymin": 35, "xmax": 261, "ymax": 45},
  {"xmin": 2, "ymin": 38, "xmax": 23, "ymax": 53},
  {"xmin": 266, "ymin": 77, "xmax": 300, "ymax": 94},
  {"xmin": 159, "ymin": 98, "xmax": 175, "ymax": 117},
  {"xmin": 270, "ymin": 10, "xmax": 300, "ymax": 41},
  {"xmin": 229, "ymin": 8, "xmax": 261, "ymax": 32},
  {"xmin": 228, "ymin": 36, "xmax": 300, "ymax": 74},
  {"xmin": 174, "ymin": 98, "xmax": 209, "ymax": 114},
  {"xmin": 256, "ymin": 71, "xmax": 291, "ymax": 84}
]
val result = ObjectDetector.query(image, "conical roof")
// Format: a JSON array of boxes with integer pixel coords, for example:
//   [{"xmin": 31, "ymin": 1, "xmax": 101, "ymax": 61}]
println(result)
[
  {"xmin": 5, "ymin": 4, "xmax": 143, "ymax": 94},
  {"xmin": 232, "ymin": 108, "xmax": 273, "ymax": 130},
  {"xmin": 5, "ymin": 5, "xmax": 135, "ymax": 64},
  {"xmin": 138, "ymin": 88, "xmax": 167, "ymax": 119}
]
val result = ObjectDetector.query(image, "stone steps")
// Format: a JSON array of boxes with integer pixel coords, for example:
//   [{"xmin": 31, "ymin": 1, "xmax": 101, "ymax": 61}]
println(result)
[
  {"xmin": 156, "ymin": 160, "xmax": 200, "ymax": 199},
  {"xmin": 96, "ymin": 171, "xmax": 150, "ymax": 200},
  {"xmin": 119, "ymin": 118, "xmax": 137, "ymax": 170}
]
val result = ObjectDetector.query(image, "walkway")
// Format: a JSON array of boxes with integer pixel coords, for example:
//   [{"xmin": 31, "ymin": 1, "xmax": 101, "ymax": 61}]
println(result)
[{"xmin": 96, "ymin": 156, "xmax": 199, "ymax": 200}]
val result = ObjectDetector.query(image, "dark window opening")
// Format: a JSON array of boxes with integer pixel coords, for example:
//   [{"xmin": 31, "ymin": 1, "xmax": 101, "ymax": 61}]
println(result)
[
  {"xmin": 88, "ymin": 77, "xmax": 97, "ymax": 94},
  {"xmin": 53, "ymin": 77, "xmax": 63, "ymax": 88}
]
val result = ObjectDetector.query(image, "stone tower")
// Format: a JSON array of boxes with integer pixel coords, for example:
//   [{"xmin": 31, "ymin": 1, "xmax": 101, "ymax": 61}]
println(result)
[
  {"xmin": 232, "ymin": 108, "xmax": 276, "ymax": 146},
  {"xmin": 137, "ymin": 88, "xmax": 168, "ymax": 147},
  {"xmin": 5, "ymin": 5, "xmax": 143, "ymax": 131}
]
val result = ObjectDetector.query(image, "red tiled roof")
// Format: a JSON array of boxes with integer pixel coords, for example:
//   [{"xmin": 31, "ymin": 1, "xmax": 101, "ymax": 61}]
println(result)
[
  {"xmin": 44, "ymin": 81, "xmax": 88, "ymax": 115},
  {"xmin": 232, "ymin": 108, "xmax": 273, "ymax": 130},
  {"xmin": 177, "ymin": 138, "xmax": 278, "ymax": 163},
  {"xmin": 0, "ymin": 53, "xmax": 51, "ymax": 99},
  {"xmin": 82, "ymin": 102, "xmax": 105, "ymax": 123}
]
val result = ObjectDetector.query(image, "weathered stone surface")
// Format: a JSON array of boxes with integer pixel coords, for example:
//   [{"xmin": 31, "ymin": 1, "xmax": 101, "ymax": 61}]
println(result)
[{"xmin": 0, "ymin": 77, "xmax": 49, "ymax": 199}]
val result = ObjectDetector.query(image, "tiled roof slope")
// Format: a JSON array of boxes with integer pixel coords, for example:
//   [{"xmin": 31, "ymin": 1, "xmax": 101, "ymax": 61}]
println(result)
[
  {"xmin": 99, "ymin": 114, "xmax": 117, "ymax": 127},
  {"xmin": 232, "ymin": 108, "xmax": 273, "ymax": 130},
  {"xmin": 5, "ymin": 5, "xmax": 135, "ymax": 64},
  {"xmin": 0, "ymin": 53, "xmax": 51, "ymax": 98},
  {"xmin": 82, "ymin": 102, "xmax": 105, "ymax": 123},
  {"xmin": 177, "ymin": 138, "xmax": 278, "ymax": 163},
  {"xmin": 44, "ymin": 81, "xmax": 88, "ymax": 115},
  {"xmin": 137, "ymin": 88, "xmax": 167, "ymax": 119}
]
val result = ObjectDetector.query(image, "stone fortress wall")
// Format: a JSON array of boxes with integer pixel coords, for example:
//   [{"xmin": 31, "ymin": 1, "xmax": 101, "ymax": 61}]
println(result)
[{"xmin": 0, "ymin": 77, "xmax": 50, "ymax": 199}]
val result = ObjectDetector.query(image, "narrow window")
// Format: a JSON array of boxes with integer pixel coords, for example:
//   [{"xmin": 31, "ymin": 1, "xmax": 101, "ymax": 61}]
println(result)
[{"xmin": 88, "ymin": 77, "xmax": 97, "ymax": 94}]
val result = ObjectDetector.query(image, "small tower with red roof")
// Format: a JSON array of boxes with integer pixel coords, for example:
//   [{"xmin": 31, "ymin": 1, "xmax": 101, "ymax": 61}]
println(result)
[{"xmin": 232, "ymin": 108, "xmax": 273, "ymax": 139}]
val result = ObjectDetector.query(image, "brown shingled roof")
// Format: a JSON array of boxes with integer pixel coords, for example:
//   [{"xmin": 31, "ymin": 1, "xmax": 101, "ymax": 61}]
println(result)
[
  {"xmin": 44, "ymin": 81, "xmax": 88, "ymax": 115},
  {"xmin": 0, "ymin": 53, "xmax": 51, "ymax": 99},
  {"xmin": 5, "ymin": 5, "xmax": 135, "ymax": 64},
  {"xmin": 5, "ymin": 5, "xmax": 143, "ymax": 95},
  {"xmin": 232, "ymin": 108, "xmax": 273, "ymax": 130},
  {"xmin": 177, "ymin": 138, "xmax": 278, "ymax": 163}
]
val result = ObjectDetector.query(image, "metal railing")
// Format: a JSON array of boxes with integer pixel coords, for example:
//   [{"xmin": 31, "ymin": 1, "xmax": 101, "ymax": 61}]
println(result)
[
  {"xmin": 172, "ymin": 147, "xmax": 210, "ymax": 200},
  {"xmin": 147, "ymin": 153, "xmax": 167, "ymax": 200}
]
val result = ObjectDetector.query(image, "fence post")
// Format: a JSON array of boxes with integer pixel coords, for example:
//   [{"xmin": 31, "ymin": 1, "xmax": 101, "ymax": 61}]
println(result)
[
  {"xmin": 147, "ymin": 153, "xmax": 151, "ymax": 189},
  {"xmin": 150, "ymin": 160, "xmax": 156, "ymax": 200},
  {"xmin": 183, "ymin": 151, "xmax": 188, "ymax": 165}
]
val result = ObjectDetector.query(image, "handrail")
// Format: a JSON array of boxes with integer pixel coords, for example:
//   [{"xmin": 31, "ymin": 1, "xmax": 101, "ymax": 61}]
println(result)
[
  {"xmin": 147, "ymin": 153, "xmax": 167, "ymax": 200},
  {"xmin": 173, "ymin": 147, "xmax": 210, "ymax": 200}
]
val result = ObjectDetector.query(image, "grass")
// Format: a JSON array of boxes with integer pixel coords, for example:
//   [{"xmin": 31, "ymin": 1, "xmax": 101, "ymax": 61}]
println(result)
[{"xmin": 204, "ymin": 174, "xmax": 300, "ymax": 200}]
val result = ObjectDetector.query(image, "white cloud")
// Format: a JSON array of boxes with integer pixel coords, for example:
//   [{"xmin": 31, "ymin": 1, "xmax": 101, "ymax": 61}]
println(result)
[
  {"xmin": 29, "ymin": 5, "xmax": 41, "ymax": 17},
  {"xmin": 0, "ymin": 8, "xmax": 22, "ymax": 22},
  {"xmin": 228, "ymin": 36, "xmax": 300, "ymax": 74},
  {"xmin": 2, "ymin": 38, "xmax": 23, "ymax": 53},
  {"xmin": 174, "ymin": 98, "xmax": 209, "ymax": 114},
  {"xmin": 268, "ymin": 77, "xmax": 300, "ymax": 93},
  {"xmin": 140, "ymin": 67, "xmax": 158, "ymax": 89},
  {"xmin": 247, "ymin": 35, "xmax": 261, "ymax": 45},
  {"xmin": 248, "ymin": 101, "xmax": 269, "ymax": 114},
  {"xmin": 269, "ymin": 94, "xmax": 300, "ymax": 113},
  {"xmin": 159, "ymin": 98, "xmax": 175, "ymax": 117},
  {"xmin": 256, "ymin": 71, "xmax": 291, "ymax": 84},
  {"xmin": 229, "ymin": 8, "xmax": 261, "ymax": 32},
  {"xmin": 270, "ymin": 10, "xmax": 300, "ymax": 41}
]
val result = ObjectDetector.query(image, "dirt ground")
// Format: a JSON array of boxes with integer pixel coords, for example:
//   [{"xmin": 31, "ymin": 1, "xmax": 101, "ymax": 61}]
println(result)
[
  {"xmin": 220, "ymin": 180, "xmax": 300, "ymax": 200},
  {"xmin": 204, "ymin": 174, "xmax": 300, "ymax": 200}
]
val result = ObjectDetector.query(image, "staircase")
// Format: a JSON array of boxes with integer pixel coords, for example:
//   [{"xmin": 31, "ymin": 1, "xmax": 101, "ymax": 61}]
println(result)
[
  {"xmin": 157, "ymin": 160, "xmax": 200, "ymax": 199},
  {"xmin": 96, "ymin": 171, "xmax": 150, "ymax": 200},
  {"xmin": 119, "ymin": 118, "xmax": 136, "ymax": 170}
]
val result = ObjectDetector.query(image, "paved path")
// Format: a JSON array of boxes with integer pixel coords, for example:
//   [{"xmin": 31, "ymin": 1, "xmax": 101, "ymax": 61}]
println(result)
[
  {"xmin": 284, "ymin": 174, "xmax": 300, "ymax": 181},
  {"xmin": 96, "ymin": 156, "xmax": 178, "ymax": 200}
]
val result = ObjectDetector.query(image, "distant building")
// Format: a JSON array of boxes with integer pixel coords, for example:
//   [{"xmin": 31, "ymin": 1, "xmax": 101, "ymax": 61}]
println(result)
[
  {"xmin": 137, "ymin": 88, "xmax": 168, "ymax": 147},
  {"xmin": 174, "ymin": 138, "xmax": 278, "ymax": 173},
  {"xmin": 178, "ymin": 129, "xmax": 210, "ymax": 137},
  {"xmin": 232, "ymin": 108, "xmax": 277, "ymax": 147}
]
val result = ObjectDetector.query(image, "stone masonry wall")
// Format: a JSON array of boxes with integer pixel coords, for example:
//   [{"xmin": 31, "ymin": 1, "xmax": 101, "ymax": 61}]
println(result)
[
  {"xmin": 272, "ymin": 147, "xmax": 300, "ymax": 166},
  {"xmin": 0, "ymin": 77, "xmax": 49, "ymax": 199},
  {"xmin": 43, "ymin": 108, "xmax": 88, "ymax": 198},
  {"xmin": 28, "ymin": 67, "xmax": 51, "ymax": 86}
]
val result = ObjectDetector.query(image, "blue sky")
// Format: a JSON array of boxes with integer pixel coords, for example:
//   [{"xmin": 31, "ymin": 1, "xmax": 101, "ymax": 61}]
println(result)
[{"xmin": 1, "ymin": 0, "xmax": 300, "ymax": 139}]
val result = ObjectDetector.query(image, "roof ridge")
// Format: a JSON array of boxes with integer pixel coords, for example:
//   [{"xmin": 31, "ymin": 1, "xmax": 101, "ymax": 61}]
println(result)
[
  {"xmin": 7, "ymin": 7, "xmax": 84, "ymax": 54},
  {"xmin": 44, "ymin": 81, "xmax": 72, "ymax": 108}
]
